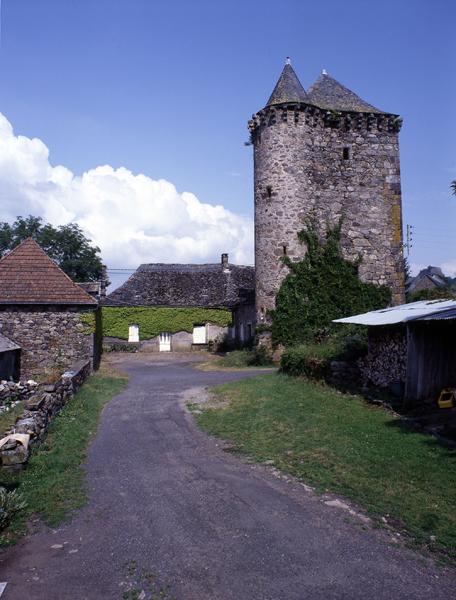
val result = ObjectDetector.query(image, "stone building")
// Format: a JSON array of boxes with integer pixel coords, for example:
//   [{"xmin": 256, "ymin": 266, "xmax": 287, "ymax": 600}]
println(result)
[
  {"xmin": 406, "ymin": 266, "xmax": 448, "ymax": 296},
  {"xmin": 104, "ymin": 254, "xmax": 255, "ymax": 350},
  {"xmin": 0, "ymin": 238, "xmax": 99, "ymax": 380},
  {"xmin": 249, "ymin": 60, "xmax": 405, "ymax": 324}
]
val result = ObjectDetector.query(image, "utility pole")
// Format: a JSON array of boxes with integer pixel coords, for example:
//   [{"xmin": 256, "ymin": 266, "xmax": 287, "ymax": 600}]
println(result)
[{"xmin": 404, "ymin": 224, "xmax": 414, "ymax": 256}]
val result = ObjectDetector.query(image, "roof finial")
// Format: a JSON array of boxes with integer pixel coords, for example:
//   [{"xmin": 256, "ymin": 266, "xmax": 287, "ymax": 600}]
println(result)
[
  {"xmin": 285, "ymin": 56, "xmax": 291, "ymax": 65},
  {"xmin": 322, "ymin": 68, "xmax": 328, "ymax": 75}
]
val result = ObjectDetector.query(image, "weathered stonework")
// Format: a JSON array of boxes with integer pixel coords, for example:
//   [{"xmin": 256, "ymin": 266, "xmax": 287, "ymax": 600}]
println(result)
[
  {"xmin": 0, "ymin": 359, "xmax": 91, "ymax": 469},
  {"xmin": 250, "ymin": 103, "xmax": 405, "ymax": 322},
  {"xmin": 0, "ymin": 307, "xmax": 95, "ymax": 380}
]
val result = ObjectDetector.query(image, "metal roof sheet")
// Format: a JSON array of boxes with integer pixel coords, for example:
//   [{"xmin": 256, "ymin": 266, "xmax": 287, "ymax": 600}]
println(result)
[{"xmin": 333, "ymin": 299, "xmax": 456, "ymax": 326}]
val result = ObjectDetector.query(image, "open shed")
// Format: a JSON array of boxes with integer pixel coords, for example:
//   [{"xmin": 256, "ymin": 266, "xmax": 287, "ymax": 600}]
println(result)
[
  {"xmin": 334, "ymin": 300, "xmax": 456, "ymax": 407},
  {"xmin": 0, "ymin": 333, "xmax": 21, "ymax": 381}
]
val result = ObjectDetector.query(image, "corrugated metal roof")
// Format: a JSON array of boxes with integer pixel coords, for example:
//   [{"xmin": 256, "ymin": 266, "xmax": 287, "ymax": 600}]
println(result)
[{"xmin": 333, "ymin": 299, "xmax": 456, "ymax": 326}]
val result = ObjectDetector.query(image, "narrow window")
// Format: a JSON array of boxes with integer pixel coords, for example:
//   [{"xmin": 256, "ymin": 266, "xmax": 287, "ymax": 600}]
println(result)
[
  {"xmin": 266, "ymin": 185, "xmax": 272, "ymax": 198},
  {"xmin": 282, "ymin": 244, "xmax": 287, "ymax": 256},
  {"xmin": 343, "ymin": 147, "xmax": 350, "ymax": 160}
]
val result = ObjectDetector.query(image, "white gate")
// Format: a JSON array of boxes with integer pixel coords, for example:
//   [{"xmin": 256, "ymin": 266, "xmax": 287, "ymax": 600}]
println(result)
[
  {"xmin": 192, "ymin": 325, "xmax": 206, "ymax": 345},
  {"xmin": 128, "ymin": 324, "xmax": 139, "ymax": 343},
  {"xmin": 159, "ymin": 332, "xmax": 171, "ymax": 352}
]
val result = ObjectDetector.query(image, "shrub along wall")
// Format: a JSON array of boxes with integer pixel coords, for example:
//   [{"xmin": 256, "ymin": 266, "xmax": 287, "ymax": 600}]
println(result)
[{"xmin": 102, "ymin": 307, "xmax": 232, "ymax": 341}]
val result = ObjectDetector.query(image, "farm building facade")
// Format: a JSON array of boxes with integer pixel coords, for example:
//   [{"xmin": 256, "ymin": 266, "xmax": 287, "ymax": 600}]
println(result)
[{"xmin": 104, "ymin": 254, "xmax": 255, "ymax": 351}]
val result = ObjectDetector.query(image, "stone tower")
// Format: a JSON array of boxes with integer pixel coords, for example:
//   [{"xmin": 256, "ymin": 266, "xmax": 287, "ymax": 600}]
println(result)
[{"xmin": 249, "ymin": 60, "xmax": 405, "ymax": 325}]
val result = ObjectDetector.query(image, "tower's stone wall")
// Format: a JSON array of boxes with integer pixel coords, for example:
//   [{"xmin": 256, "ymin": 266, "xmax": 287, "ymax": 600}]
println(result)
[{"xmin": 250, "ymin": 104, "xmax": 405, "ymax": 323}]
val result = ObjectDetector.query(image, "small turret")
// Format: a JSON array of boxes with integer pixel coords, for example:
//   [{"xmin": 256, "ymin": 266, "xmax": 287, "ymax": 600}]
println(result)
[{"xmin": 266, "ymin": 58, "xmax": 309, "ymax": 106}]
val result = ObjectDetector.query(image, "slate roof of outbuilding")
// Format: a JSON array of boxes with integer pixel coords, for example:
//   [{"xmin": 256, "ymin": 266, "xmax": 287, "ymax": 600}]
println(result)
[
  {"xmin": 105, "ymin": 262, "xmax": 255, "ymax": 309},
  {"xmin": 0, "ymin": 238, "xmax": 97, "ymax": 305},
  {"xmin": 0, "ymin": 333, "xmax": 20, "ymax": 352},
  {"xmin": 307, "ymin": 72, "xmax": 384, "ymax": 113},
  {"xmin": 266, "ymin": 63, "xmax": 309, "ymax": 106}
]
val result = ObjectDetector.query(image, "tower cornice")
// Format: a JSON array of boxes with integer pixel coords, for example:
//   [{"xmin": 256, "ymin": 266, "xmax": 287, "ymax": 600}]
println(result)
[{"xmin": 248, "ymin": 102, "xmax": 402, "ymax": 138}]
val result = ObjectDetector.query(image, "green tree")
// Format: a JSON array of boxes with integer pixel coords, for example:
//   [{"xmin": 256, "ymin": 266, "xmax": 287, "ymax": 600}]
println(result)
[
  {"xmin": 0, "ymin": 216, "xmax": 103, "ymax": 282},
  {"xmin": 271, "ymin": 221, "xmax": 391, "ymax": 346}
]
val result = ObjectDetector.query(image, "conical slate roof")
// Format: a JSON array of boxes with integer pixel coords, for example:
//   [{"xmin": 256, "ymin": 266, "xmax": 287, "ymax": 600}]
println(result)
[
  {"xmin": 307, "ymin": 72, "xmax": 383, "ymax": 113},
  {"xmin": 0, "ymin": 238, "xmax": 97, "ymax": 305},
  {"xmin": 266, "ymin": 62, "xmax": 309, "ymax": 106}
]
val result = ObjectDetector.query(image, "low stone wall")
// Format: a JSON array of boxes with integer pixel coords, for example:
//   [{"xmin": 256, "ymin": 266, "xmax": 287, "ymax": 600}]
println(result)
[
  {"xmin": 0, "ymin": 380, "xmax": 38, "ymax": 411},
  {"xmin": 0, "ymin": 360, "xmax": 92, "ymax": 470}
]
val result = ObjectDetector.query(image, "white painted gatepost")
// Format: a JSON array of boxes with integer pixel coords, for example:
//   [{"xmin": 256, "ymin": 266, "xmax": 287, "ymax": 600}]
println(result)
[
  {"xmin": 159, "ymin": 332, "xmax": 171, "ymax": 352},
  {"xmin": 192, "ymin": 325, "xmax": 207, "ymax": 345}
]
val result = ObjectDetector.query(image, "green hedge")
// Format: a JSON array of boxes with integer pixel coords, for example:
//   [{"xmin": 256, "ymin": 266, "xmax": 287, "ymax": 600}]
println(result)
[{"xmin": 102, "ymin": 307, "xmax": 232, "ymax": 341}]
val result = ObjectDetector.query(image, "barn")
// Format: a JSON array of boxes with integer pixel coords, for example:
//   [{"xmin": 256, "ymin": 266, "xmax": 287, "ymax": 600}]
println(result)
[
  {"xmin": 334, "ymin": 299, "xmax": 456, "ymax": 408},
  {"xmin": 104, "ymin": 254, "xmax": 255, "ymax": 351},
  {"xmin": 0, "ymin": 238, "xmax": 100, "ymax": 380}
]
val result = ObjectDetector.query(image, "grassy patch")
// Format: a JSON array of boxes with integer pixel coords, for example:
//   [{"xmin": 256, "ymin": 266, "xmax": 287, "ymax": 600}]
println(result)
[
  {"xmin": 213, "ymin": 349, "xmax": 274, "ymax": 369},
  {"xmin": 196, "ymin": 374, "xmax": 456, "ymax": 557},
  {"xmin": 0, "ymin": 402, "xmax": 24, "ymax": 434},
  {"xmin": 0, "ymin": 366, "xmax": 127, "ymax": 543}
]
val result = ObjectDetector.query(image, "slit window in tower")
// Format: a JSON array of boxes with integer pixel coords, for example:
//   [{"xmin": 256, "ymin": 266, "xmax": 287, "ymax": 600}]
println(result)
[
  {"xmin": 343, "ymin": 147, "xmax": 350, "ymax": 160},
  {"xmin": 266, "ymin": 185, "xmax": 272, "ymax": 198},
  {"xmin": 282, "ymin": 244, "xmax": 287, "ymax": 256}
]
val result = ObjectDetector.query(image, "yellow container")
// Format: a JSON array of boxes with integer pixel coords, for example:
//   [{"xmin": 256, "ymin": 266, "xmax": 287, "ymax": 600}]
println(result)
[{"xmin": 438, "ymin": 388, "xmax": 455, "ymax": 409}]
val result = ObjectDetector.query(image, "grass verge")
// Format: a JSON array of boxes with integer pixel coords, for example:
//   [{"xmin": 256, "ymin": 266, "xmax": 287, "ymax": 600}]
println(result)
[
  {"xmin": 0, "ymin": 365, "xmax": 128, "ymax": 544},
  {"xmin": 196, "ymin": 373, "xmax": 456, "ymax": 559},
  {"xmin": 198, "ymin": 349, "xmax": 275, "ymax": 371}
]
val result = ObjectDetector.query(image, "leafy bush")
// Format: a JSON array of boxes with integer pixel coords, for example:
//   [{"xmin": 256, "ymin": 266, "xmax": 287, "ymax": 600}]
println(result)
[
  {"xmin": 280, "ymin": 334, "xmax": 367, "ymax": 378},
  {"xmin": 0, "ymin": 487, "xmax": 27, "ymax": 531},
  {"xmin": 407, "ymin": 287, "xmax": 455, "ymax": 302},
  {"xmin": 102, "ymin": 307, "xmax": 232, "ymax": 341},
  {"xmin": 103, "ymin": 342, "xmax": 138, "ymax": 353},
  {"xmin": 271, "ymin": 220, "xmax": 391, "ymax": 346},
  {"xmin": 218, "ymin": 348, "xmax": 273, "ymax": 368}
]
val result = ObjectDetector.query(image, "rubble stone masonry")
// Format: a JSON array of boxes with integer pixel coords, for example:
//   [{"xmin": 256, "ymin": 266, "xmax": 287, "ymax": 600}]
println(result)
[
  {"xmin": 249, "ymin": 104, "xmax": 405, "ymax": 322},
  {"xmin": 0, "ymin": 306, "xmax": 94, "ymax": 380}
]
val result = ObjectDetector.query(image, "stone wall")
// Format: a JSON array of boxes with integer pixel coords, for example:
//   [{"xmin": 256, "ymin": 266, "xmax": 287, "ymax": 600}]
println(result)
[
  {"xmin": 0, "ymin": 306, "xmax": 95, "ymax": 380},
  {"xmin": 0, "ymin": 359, "xmax": 92, "ymax": 469},
  {"xmin": 250, "ymin": 104, "xmax": 405, "ymax": 323},
  {"xmin": 359, "ymin": 326, "xmax": 407, "ymax": 388}
]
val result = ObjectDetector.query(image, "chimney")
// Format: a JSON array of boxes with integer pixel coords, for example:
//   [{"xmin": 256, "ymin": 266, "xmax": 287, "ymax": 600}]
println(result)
[{"xmin": 221, "ymin": 253, "xmax": 228, "ymax": 267}]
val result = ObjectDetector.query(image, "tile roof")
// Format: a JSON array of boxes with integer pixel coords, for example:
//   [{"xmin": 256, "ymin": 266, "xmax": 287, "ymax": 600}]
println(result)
[
  {"xmin": 266, "ymin": 63, "xmax": 309, "ymax": 106},
  {"xmin": 0, "ymin": 238, "xmax": 97, "ymax": 305},
  {"xmin": 307, "ymin": 72, "xmax": 384, "ymax": 113},
  {"xmin": 105, "ymin": 262, "xmax": 255, "ymax": 309}
]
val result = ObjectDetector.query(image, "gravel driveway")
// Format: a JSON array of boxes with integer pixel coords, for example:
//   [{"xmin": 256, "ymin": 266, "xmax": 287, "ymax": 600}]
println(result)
[{"xmin": 1, "ymin": 353, "xmax": 455, "ymax": 599}]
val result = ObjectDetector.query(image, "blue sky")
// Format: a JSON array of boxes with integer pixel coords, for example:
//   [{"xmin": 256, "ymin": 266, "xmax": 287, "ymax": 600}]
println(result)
[{"xmin": 0, "ymin": 0, "xmax": 455, "ymax": 287}]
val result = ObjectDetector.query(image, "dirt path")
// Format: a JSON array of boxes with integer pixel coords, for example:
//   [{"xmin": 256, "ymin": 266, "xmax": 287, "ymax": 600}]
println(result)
[{"xmin": 1, "ymin": 353, "xmax": 455, "ymax": 599}]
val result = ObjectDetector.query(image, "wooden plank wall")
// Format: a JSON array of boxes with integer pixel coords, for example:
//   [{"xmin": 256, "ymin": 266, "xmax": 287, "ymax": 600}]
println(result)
[{"xmin": 406, "ymin": 320, "xmax": 456, "ymax": 406}]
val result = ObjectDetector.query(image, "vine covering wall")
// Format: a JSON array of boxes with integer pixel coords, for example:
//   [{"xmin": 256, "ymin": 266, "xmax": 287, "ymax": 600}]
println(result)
[
  {"xmin": 271, "ymin": 221, "xmax": 392, "ymax": 346},
  {"xmin": 102, "ymin": 307, "xmax": 232, "ymax": 341}
]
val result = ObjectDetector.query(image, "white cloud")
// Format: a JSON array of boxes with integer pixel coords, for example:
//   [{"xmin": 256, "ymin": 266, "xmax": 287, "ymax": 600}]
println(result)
[
  {"xmin": 0, "ymin": 113, "xmax": 254, "ymax": 271},
  {"xmin": 409, "ymin": 263, "xmax": 424, "ymax": 276},
  {"xmin": 440, "ymin": 260, "xmax": 456, "ymax": 278}
]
